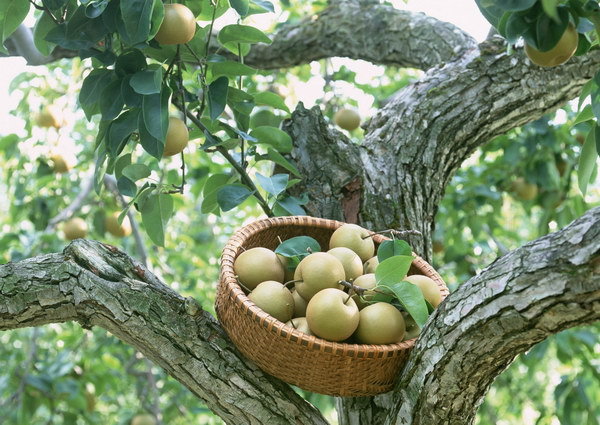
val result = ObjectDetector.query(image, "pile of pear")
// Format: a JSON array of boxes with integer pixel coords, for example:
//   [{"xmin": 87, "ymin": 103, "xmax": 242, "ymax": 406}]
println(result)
[{"xmin": 233, "ymin": 224, "xmax": 442, "ymax": 345}]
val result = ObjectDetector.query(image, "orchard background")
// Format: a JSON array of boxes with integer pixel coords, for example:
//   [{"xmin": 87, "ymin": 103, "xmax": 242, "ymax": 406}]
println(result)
[{"xmin": 0, "ymin": 0, "xmax": 599, "ymax": 424}]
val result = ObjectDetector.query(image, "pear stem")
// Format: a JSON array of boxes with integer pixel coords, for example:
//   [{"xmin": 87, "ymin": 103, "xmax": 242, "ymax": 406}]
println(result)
[
  {"xmin": 283, "ymin": 279, "xmax": 302, "ymax": 288},
  {"xmin": 361, "ymin": 229, "xmax": 422, "ymax": 240},
  {"xmin": 338, "ymin": 280, "xmax": 388, "ymax": 297},
  {"xmin": 289, "ymin": 319, "xmax": 298, "ymax": 329},
  {"xmin": 344, "ymin": 286, "xmax": 354, "ymax": 304},
  {"xmin": 235, "ymin": 277, "xmax": 252, "ymax": 293}
]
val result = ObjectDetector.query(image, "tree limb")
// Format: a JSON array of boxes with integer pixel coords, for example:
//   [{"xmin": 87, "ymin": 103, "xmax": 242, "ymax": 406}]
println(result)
[
  {"xmin": 3, "ymin": 4, "xmax": 475, "ymax": 72},
  {"xmin": 338, "ymin": 206, "xmax": 600, "ymax": 425},
  {"xmin": 244, "ymin": 2, "xmax": 477, "ymax": 71},
  {"xmin": 0, "ymin": 241, "xmax": 328, "ymax": 425}
]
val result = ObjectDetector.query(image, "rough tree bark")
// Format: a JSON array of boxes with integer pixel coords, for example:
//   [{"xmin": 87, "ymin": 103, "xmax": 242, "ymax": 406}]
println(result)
[{"xmin": 1, "ymin": 1, "xmax": 600, "ymax": 425}]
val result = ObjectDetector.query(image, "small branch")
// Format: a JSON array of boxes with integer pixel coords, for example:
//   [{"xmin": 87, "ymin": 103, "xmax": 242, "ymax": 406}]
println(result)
[
  {"xmin": 45, "ymin": 173, "xmax": 95, "ymax": 232},
  {"xmin": 103, "ymin": 175, "xmax": 148, "ymax": 265},
  {"xmin": 176, "ymin": 105, "xmax": 274, "ymax": 217},
  {"xmin": 362, "ymin": 229, "xmax": 422, "ymax": 240}
]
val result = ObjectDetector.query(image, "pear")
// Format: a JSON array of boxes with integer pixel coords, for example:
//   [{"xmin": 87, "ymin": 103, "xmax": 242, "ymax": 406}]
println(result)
[
  {"xmin": 354, "ymin": 303, "xmax": 405, "ymax": 345},
  {"xmin": 234, "ymin": 247, "xmax": 285, "ymax": 290},
  {"xmin": 402, "ymin": 311, "xmax": 420, "ymax": 341},
  {"xmin": 329, "ymin": 223, "xmax": 374, "ymax": 262},
  {"xmin": 277, "ymin": 253, "xmax": 296, "ymax": 282},
  {"xmin": 363, "ymin": 256, "xmax": 379, "ymax": 274},
  {"xmin": 291, "ymin": 289, "xmax": 308, "ymax": 317},
  {"xmin": 306, "ymin": 288, "xmax": 359, "ymax": 342},
  {"xmin": 327, "ymin": 247, "xmax": 363, "ymax": 281},
  {"xmin": 404, "ymin": 275, "xmax": 442, "ymax": 308},
  {"xmin": 286, "ymin": 317, "xmax": 313, "ymax": 335},
  {"xmin": 249, "ymin": 280, "xmax": 294, "ymax": 323},
  {"xmin": 351, "ymin": 273, "xmax": 377, "ymax": 310},
  {"xmin": 294, "ymin": 252, "xmax": 345, "ymax": 300}
]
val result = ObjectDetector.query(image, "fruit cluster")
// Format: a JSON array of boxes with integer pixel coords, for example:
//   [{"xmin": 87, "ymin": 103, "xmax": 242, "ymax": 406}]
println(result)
[{"xmin": 234, "ymin": 223, "xmax": 442, "ymax": 345}]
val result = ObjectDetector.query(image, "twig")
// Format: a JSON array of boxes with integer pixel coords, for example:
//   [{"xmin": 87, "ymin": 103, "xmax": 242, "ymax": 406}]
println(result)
[
  {"xmin": 362, "ymin": 229, "xmax": 422, "ymax": 239},
  {"xmin": 176, "ymin": 105, "xmax": 275, "ymax": 217},
  {"xmin": 103, "ymin": 175, "xmax": 148, "ymax": 265},
  {"xmin": 45, "ymin": 173, "xmax": 95, "ymax": 231}
]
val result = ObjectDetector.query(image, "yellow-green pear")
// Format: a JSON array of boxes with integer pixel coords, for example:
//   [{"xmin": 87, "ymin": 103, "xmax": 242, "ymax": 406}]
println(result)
[
  {"xmin": 404, "ymin": 274, "xmax": 442, "ymax": 308},
  {"xmin": 306, "ymin": 288, "xmax": 359, "ymax": 342},
  {"xmin": 294, "ymin": 252, "xmax": 345, "ymax": 300},
  {"xmin": 363, "ymin": 256, "xmax": 378, "ymax": 274},
  {"xmin": 286, "ymin": 317, "xmax": 313, "ymax": 335},
  {"xmin": 234, "ymin": 247, "xmax": 285, "ymax": 290},
  {"xmin": 329, "ymin": 223, "xmax": 374, "ymax": 262},
  {"xmin": 327, "ymin": 247, "xmax": 363, "ymax": 281},
  {"xmin": 351, "ymin": 273, "xmax": 377, "ymax": 309},
  {"xmin": 291, "ymin": 289, "xmax": 308, "ymax": 317},
  {"xmin": 249, "ymin": 280, "xmax": 294, "ymax": 323},
  {"xmin": 354, "ymin": 303, "xmax": 405, "ymax": 345}
]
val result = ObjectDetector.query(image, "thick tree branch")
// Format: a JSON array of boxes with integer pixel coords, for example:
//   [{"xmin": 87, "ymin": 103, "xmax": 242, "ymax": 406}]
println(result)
[
  {"xmin": 2, "ymin": 24, "xmax": 77, "ymax": 65},
  {"xmin": 338, "ymin": 206, "xmax": 600, "ymax": 425},
  {"xmin": 0, "ymin": 241, "xmax": 328, "ymax": 425},
  {"xmin": 4, "ymin": 4, "xmax": 475, "ymax": 72},
  {"xmin": 244, "ymin": 2, "xmax": 477, "ymax": 71}
]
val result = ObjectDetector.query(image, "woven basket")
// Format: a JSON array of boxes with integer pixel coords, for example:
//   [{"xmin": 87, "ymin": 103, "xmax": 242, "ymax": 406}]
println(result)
[{"xmin": 216, "ymin": 216, "xmax": 449, "ymax": 396}]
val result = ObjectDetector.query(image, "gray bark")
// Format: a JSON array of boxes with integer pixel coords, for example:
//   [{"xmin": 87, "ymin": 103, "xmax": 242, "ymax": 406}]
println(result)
[{"xmin": 0, "ymin": 241, "xmax": 328, "ymax": 425}]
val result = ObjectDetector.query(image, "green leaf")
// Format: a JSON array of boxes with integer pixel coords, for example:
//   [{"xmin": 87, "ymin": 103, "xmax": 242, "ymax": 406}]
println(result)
[
  {"xmin": 208, "ymin": 76, "xmax": 229, "ymax": 121},
  {"xmin": 115, "ymin": 49, "xmax": 147, "ymax": 76},
  {"xmin": 495, "ymin": 0, "xmax": 536, "ymax": 12},
  {"xmin": 275, "ymin": 236, "xmax": 320, "ymax": 259},
  {"xmin": 378, "ymin": 281, "xmax": 429, "ymax": 328},
  {"xmin": 253, "ymin": 91, "xmax": 289, "ymax": 113},
  {"xmin": 377, "ymin": 240, "xmax": 412, "ymax": 263},
  {"xmin": 129, "ymin": 66, "xmax": 163, "ymax": 95},
  {"xmin": 138, "ymin": 112, "xmax": 164, "ymax": 159},
  {"xmin": 578, "ymin": 125, "xmax": 599, "ymax": 195},
  {"xmin": 274, "ymin": 196, "xmax": 306, "ymax": 216},
  {"xmin": 141, "ymin": 193, "xmax": 173, "ymax": 247},
  {"xmin": 375, "ymin": 255, "xmax": 414, "ymax": 286},
  {"xmin": 94, "ymin": 150, "xmax": 108, "ymax": 194},
  {"xmin": 573, "ymin": 105, "xmax": 594, "ymax": 126},
  {"xmin": 0, "ymin": 1, "xmax": 30, "ymax": 54},
  {"xmin": 255, "ymin": 172, "xmax": 288, "ymax": 197},
  {"xmin": 218, "ymin": 24, "xmax": 271, "ymax": 46},
  {"xmin": 122, "ymin": 164, "xmax": 151, "ymax": 181},
  {"xmin": 142, "ymin": 85, "xmax": 171, "ymax": 141},
  {"xmin": 250, "ymin": 126, "xmax": 293, "ymax": 153},
  {"xmin": 117, "ymin": 176, "xmax": 137, "ymax": 197},
  {"xmin": 210, "ymin": 61, "xmax": 257, "ymax": 78},
  {"xmin": 107, "ymin": 109, "xmax": 140, "ymax": 157},
  {"xmin": 99, "ymin": 79, "xmax": 125, "ymax": 121},
  {"xmin": 121, "ymin": 76, "xmax": 143, "ymax": 108},
  {"xmin": 201, "ymin": 173, "xmax": 231, "ymax": 213},
  {"xmin": 250, "ymin": 0, "xmax": 274, "ymax": 13},
  {"xmin": 229, "ymin": 0, "xmax": 249, "ymax": 17},
  {"xmin": 33, "ymin": 12, "xmax": 58, "ymax": 56},
  {"xmin": 120, "ymin": 0, "xmax": 154, "ymax": 45},
  {"xmin": 216, "ymin": 184, "xmax": 254, "ymax": 211},
  {"xmin": 79, "ymin": 69, "xmax": 114, "ymax": 120},
  {"xmin": 197, "ymin": 0, "xmax": 230, "ymax": 21},
  {"xmin": 114, "ymin": 153, "xmax": 132, "ymax": 179},
  {"xmin": 541, "ymin": 0, "xmax": 559, "ymax": 21},
  {"xmin": 265, "ymin": 148, "xmax": 300, "ymax": 177}
]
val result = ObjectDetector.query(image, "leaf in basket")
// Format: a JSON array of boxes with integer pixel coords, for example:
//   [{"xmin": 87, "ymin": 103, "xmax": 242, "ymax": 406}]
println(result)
[
  {"xmin": 375, "ymin": 255, "xmax": 413, "ymax": 286},
  {"xmin": 377, "ymin": 239, "xmax": 412, "ymax": 263},
  {"xmin": 275, "ymin": 236, "xmax": 320, "ymax": 260},
  {"xmin": 378, "ymin": 281, "xmax": 429, "ymax": 328}
]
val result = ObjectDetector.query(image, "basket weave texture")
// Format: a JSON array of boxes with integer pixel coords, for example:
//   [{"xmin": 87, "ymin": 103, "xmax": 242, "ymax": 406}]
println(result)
[{"xmin": 216, "ymin": 216, "xmax": 449, "ymax": 396}]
